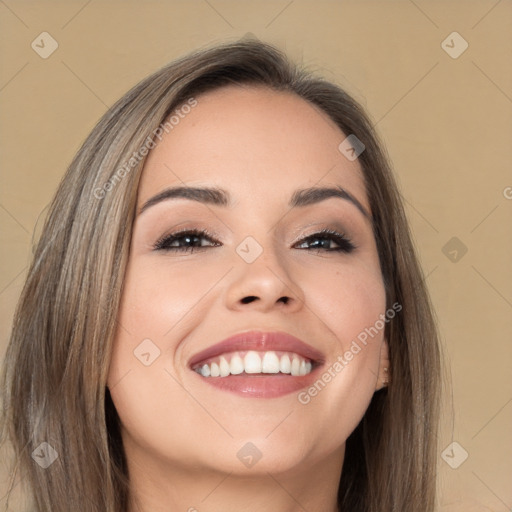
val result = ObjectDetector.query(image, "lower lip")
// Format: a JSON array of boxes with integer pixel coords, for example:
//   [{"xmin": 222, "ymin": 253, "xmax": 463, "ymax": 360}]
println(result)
[{"xmin": 192, "ymin": 369, "xmax": 321, "ymax": 398}]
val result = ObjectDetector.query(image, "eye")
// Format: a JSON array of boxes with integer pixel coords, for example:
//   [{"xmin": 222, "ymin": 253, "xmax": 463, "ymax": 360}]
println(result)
[
  {"xmin": 294, "ymin": 228, "xmax": 356, "ymax": 253},
  {"xmin": 153, "ymin": 228, "xmax": 356, "ymax": 254},
  {"xmin": 153, "ymin": 229, "xmax": 220, "ymax": 252}
]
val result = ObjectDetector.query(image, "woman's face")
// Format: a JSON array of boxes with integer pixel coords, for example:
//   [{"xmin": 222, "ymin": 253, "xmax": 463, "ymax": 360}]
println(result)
[{"xmin": 107, "ymin": 85, "xmax": 388, "ymax": 479}]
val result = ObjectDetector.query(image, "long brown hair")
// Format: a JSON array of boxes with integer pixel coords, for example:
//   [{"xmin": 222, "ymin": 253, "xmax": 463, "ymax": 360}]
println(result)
[{"xmin": 1, "ymin": 38, "xmax": 441, "ymax": 511}]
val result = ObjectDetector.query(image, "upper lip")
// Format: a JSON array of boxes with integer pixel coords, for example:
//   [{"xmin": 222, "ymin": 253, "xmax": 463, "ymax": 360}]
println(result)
[{"xmin": 188, "ymin": 330, "xmax": 325, "ymax": 368}]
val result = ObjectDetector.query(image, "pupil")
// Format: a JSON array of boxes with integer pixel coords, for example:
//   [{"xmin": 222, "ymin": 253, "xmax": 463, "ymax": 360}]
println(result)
[{"xmin": 312, "ymin": 239, "xmax": 328, "ymax": 249}]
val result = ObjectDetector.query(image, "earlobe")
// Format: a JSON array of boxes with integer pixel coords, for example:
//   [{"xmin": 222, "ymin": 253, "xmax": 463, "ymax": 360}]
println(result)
[{"xmin": 375, "ymin": 339, "xmax": 391, "ymax": 391}]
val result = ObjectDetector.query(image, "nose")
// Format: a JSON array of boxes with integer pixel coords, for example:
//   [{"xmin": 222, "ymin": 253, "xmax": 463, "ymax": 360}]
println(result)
[{"xmin": 224, "ymin": 243, "xmax": 305, "ymax": 313}]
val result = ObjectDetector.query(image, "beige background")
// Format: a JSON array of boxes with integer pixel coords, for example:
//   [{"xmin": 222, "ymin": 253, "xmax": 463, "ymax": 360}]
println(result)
[{"xmin": 1, "ymin": 1, "xmax": 511, "ymax": 510}]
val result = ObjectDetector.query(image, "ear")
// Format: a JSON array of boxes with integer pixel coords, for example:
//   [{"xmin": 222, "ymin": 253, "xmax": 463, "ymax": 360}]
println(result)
[{"xmin": 374, "ymin": 339, "xmax": 391, "ymax": 391}]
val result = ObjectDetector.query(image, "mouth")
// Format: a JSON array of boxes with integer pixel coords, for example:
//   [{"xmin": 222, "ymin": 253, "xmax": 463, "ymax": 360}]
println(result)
[
  {"xmin": 192, "ymin": 350, "xmax": 314, "ymax": 377},
  {"xmin": 188, "ymin": 330, "xmax": 325, "ymax": 398}
]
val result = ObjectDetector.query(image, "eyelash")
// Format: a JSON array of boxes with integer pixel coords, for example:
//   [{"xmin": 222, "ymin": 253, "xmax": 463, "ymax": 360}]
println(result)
[{"xmin": 153, "ymin": 228, "xmax": 356, "ymax": 254}]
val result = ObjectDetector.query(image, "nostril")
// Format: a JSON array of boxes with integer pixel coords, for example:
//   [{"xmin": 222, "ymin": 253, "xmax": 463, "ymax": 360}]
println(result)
[{"xmin": 241, "ymin": 296, "xmax": 258, "ymax": 304}]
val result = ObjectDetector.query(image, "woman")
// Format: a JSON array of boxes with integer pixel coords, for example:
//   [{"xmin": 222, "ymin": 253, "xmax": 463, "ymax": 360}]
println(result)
[{"xmin": 1, "ymin": 39, "xmax": 441, "ymax": 511}]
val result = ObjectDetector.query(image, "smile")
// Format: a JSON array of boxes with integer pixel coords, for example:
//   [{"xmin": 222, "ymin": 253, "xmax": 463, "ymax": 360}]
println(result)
[
  {"xmin": 188, "ymin": 330, "xmax": 324, "ymax": 398},
  {"xmin": 193, "ymin": 350, "xmax": 313, "ymax": 377}
]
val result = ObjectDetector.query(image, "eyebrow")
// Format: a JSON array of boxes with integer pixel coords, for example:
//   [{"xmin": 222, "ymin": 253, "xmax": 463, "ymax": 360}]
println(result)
[{"xmin": 138, "ymin": 185, "xmax": 371, "ymax": 219}]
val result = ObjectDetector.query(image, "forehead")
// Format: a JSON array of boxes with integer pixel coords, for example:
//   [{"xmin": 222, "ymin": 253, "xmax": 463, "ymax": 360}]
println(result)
[{"xmin": 138, "ymin": 85, "xmax": 368, "ymax": 212}]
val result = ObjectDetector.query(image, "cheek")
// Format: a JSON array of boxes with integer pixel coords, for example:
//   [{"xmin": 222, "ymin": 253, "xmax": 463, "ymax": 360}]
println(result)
[
  {"xmin": 292, "ymin": 262, "xmax": 386, "ymax": 438},
  {"xmin": 106, "ymin": 258, "xmax": 212, "ymax": 452},
  {"xmin": 114, "ymin": 257, "xmax": 226, "ymax": 343},
  {"xmin": 303, "ymin": 260, "xmax": 386, "ymax": 347},
  {"xmin": 106, "ymin": 256, "xmax": 229, "ymax": 396}
]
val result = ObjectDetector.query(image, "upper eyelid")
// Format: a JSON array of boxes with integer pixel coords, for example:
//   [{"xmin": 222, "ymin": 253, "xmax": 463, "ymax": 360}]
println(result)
[{"xmin": 159, "ymin": 227, "xmax": 350, "ymax": 240}]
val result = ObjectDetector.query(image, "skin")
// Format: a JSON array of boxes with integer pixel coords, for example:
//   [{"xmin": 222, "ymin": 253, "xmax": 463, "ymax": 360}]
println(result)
[{"xmin": 107, "ymin": 85, "xmax": 390, "ymax": 512}]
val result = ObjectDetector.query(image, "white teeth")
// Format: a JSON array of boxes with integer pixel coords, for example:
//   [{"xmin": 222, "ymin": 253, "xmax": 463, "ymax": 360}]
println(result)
[
  {"xmin": 210, "ymin": 362, "xmax": 220, "ymax": 377},
  {"xmin": 219, "ymin": 356, "xmax": 230, "ymax": 377},
  {"xmin": 290, "ymin": 357, "xmax": 301, "ymax": 376},
  {"xmin": 279, "ymin": 354, "xmax": 291, "ymax": 374},
  {"xmin": 194, "ymin": 350, "xmax": 314, "ymax": 378},
  {"xmin": 244, "ymin": 351, "xmax": 262, "ymax": 373},
  {"xmin": 262, "ymin": 351, "xmax": 280, "ymax": 373},
  {"xmin": 230, "ymin": 354, "xmax": 244, "ymax": 375}
]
